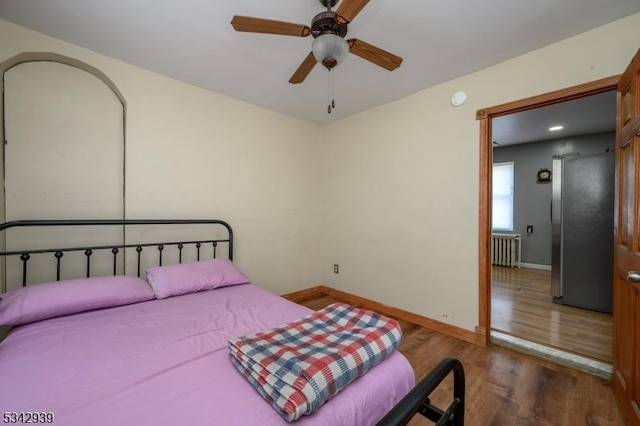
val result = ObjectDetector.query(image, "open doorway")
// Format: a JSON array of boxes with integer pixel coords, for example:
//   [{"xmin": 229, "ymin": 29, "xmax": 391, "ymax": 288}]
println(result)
[
  {"xmin": 476, "ymin": 75, "xmax": 620, "ymax": 371},
  {"xmin": 490, "ymin": 91, "xmax": 615, "ymax": 364}
]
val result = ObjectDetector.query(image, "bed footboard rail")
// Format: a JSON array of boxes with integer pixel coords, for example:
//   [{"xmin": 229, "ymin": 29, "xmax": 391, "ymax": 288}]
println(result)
[{"xmin": 376, "ymin": 357, "xmax": 465, "ymax": 426}]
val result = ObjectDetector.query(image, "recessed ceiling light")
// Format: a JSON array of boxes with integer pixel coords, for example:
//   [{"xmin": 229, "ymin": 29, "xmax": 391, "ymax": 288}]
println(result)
[{"xmin": 549, "ymin": 125, "xmax": 564, "ymax": 131}]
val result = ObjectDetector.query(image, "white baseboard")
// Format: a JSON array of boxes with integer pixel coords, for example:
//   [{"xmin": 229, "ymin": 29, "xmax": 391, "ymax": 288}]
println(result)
[{"xmin": 520, "ymin": 263, "xmax": 551, "ymax": 271}]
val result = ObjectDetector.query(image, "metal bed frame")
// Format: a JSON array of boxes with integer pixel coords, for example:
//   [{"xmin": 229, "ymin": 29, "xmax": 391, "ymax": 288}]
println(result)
[
  {"xmin": 0, "ymin": 219, "xmax": 465, "ymax": 425},
  {"xmin": 377, "ymin": 357, "xmax": 465, "ymax": 426},
  {"xmin": 0, "ymin": 219, "xmax": 233, "ymax": 287}
]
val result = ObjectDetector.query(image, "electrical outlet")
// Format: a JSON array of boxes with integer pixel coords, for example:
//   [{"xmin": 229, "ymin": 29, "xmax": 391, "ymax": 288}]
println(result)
[{"xmin": 333, "ymin": 264, "xmax": 339, "ymax": 274}]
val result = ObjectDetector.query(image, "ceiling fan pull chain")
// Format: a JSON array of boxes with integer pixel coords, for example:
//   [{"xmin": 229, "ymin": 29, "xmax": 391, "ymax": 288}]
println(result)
[
  {"xmin": 325, "ymin": 69, "xmax": 336, "ymax": 114},
  {"xmin": 331, "ymin": 69, "xmax": 336, "ymax": 110},
  {"xmin": 327, "ymin": 69, "xmax": 333, "ymax": 113}
]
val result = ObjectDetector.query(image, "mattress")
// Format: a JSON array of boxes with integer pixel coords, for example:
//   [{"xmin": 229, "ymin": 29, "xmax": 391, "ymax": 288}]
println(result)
[{"xmin": 0, "ymin": 283, "xmax": 415, "ymax": 425}]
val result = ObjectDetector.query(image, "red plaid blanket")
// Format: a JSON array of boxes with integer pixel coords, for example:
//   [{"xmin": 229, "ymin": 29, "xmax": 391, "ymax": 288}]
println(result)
[{"xmin": 228, "ymin": 302, "xmax": 402, "ymax": 422}]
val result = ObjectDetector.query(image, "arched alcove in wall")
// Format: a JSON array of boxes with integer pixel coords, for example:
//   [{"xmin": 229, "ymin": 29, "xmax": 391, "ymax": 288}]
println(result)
[{"xmin": 0, "ymin": 53, "xmax": 127, "ymax": 290}]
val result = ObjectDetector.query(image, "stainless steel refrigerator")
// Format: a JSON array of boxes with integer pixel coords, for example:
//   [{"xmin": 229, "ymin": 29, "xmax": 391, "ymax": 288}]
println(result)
[{"xmin": 551, "ymin": 151, "xmax": 614, "ymax": 314}]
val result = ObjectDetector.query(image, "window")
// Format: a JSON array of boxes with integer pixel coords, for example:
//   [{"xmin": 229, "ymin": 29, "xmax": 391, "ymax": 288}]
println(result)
[{"xmin": 492, "ymin": 162, "xmax": 514, "ymax": 231}]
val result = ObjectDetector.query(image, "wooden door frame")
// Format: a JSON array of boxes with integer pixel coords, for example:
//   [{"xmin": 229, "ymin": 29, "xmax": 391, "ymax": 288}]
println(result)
[{"xmin": 475, "ymin": 75, "xmax": 620, "ymax": 346}]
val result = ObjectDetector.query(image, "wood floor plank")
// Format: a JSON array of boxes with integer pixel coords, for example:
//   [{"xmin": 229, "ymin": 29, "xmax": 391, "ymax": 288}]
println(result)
[
  {"xmin": 297, "ymin": 294, "xmax": 623, "ymax": 426},
  {"xmin": 491, "ymin": 266, "xmax": 612, "ymax": 362}
]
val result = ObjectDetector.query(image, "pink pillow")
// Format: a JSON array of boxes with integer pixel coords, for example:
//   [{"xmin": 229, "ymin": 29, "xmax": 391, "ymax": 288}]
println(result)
[
  {"xmin": 0, "ymin": 276, "xmax": 155, "ymax": 326},
  {"xmin": 145, "ymin": 259, "xmax": 250, "ymax": 299}
]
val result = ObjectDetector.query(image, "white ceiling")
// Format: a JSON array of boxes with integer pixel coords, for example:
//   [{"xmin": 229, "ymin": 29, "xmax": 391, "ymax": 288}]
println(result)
[
  {"xmin": 493, "ymin": 90, "xmax": 617, "ymax": 147},
  {"xmin": 0, "ymin": 0, "xmax": 638, "ymax": 125}
]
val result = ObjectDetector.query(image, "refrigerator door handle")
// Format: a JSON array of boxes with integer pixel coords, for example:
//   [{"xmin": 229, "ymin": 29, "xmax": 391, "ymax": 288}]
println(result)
[{"xmin": 627, "ymin": 271, "xmax": 640, "ymax": 282}]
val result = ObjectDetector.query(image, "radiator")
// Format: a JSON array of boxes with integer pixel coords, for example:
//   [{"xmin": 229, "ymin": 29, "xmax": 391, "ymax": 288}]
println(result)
[{"xmin": 491, "ymin": 233, "xmax": 521, "ymax": 268}]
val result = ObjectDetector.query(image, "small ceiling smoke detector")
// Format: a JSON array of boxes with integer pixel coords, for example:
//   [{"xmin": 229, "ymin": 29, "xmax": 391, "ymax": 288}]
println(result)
[{"xmin": 450, "ymin": 91, "xmax": 467, "ymax": 106}]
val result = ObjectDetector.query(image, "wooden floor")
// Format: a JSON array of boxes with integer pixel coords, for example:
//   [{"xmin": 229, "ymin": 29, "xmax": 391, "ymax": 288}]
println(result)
[
  {"xmin": 298, "ymin": 294, "xmax": 623, "ymax": 426},
  {"xmin": 491, "ymin": 266, "xmax": 613, "ymax": 363}
]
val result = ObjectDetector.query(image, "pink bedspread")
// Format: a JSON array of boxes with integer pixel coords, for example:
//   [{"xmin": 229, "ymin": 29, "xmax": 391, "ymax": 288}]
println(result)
[{"xmin": 0, "ymin": 284, "xmax": 414, "ymax": 425}]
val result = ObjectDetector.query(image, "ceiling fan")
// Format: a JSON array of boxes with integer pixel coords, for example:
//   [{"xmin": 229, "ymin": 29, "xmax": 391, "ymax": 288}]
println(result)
[{"xmin": 230, "ymin": 0, "xmax": 403, "ymax": 85}]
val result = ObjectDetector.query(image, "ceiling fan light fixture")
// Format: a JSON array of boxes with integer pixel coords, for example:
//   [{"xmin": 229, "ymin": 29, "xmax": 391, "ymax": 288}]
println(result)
[{"xmin": 312, "ymin": 34, "xmax": 349, "ymax": 70}]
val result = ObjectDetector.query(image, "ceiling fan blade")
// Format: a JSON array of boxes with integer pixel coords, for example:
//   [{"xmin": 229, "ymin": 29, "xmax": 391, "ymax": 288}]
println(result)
[
  {"xmin": 336, "ymin": 0, "xmax": 369, "ymax": 23},
  {"xmin": 289, "ymin": 52, "xmax": 318, "ymax": 84},
  {"xmin": 348, "ymin": 39, "xmax": 403, "ymax": 71},
  {"xmin": 231, "ymin": 16, "xmax": 311, "ymax": 37}
]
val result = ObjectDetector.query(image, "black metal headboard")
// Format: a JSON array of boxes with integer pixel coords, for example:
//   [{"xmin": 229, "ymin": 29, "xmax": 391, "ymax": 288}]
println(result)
[{"xmin": 0, "ymin": 219, "xmax": 233, "ymax": 288}]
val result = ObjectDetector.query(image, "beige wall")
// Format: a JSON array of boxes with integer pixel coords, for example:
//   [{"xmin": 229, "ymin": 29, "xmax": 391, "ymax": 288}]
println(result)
[
  {"xmin": 320, "ymin": 13, "xmax": 640, "ymax": 331},
  {"xmin": 0, "ymin": 19, "xmax": 324, "ymax": 294},
  {"xmin": 1, "ymin": 13, "xmax": 639, "ymax": 332}
]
